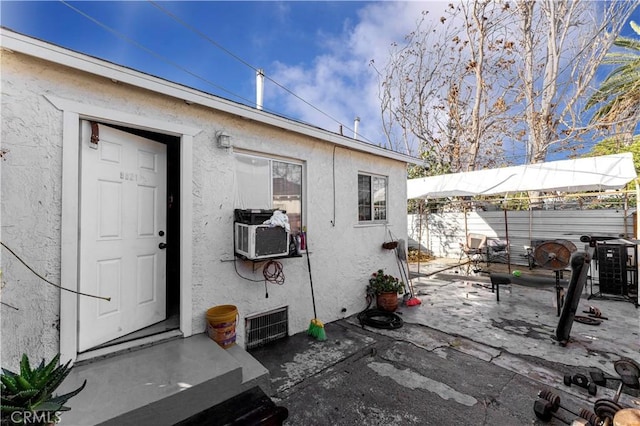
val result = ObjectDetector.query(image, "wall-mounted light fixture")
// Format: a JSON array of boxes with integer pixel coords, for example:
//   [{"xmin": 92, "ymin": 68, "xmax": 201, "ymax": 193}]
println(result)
[{"xmin": 216, "ymin": 131, "xmax": 232, "ymax": 149}]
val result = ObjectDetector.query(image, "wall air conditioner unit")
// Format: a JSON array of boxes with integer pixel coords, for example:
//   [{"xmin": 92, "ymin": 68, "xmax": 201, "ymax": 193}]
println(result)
[{"xmin": 234, "ymin": 223, "xmax": 290, "ymax": 260}]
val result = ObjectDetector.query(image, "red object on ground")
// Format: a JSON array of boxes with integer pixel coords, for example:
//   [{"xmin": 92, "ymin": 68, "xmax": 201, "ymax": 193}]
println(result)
[{"xmin": 406, "ymin": 297, "xmax": 421, "ymax": 306}]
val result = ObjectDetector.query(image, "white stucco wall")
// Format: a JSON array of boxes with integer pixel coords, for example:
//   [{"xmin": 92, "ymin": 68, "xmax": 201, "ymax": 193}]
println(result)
[
  {"xmin": 193, "ymin": 136, "xmax": 409, "ymax": 345},
  {"xmin": 1, "ymin": 50, "xmax": 66, "ymax": 368},
  {"xmin": 1, "ymin": 49, "xmax": 409, "ymax": 368}
]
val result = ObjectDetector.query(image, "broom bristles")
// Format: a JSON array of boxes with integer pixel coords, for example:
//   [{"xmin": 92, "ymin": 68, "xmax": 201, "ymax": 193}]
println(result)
[{"xmin": 307, "ymin": 318, "xmax": 327, "ymax": 341}]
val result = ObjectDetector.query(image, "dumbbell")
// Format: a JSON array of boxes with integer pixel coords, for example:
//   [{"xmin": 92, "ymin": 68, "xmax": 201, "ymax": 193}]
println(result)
[
  {"xmin": 533, "ymin": 399, "xmax": 596, "ymax": 425},
  {"xmin": 594, "ymin": 397, "xmax": 624, "ymax": 425},
  {"xmin": 593, "ymin": 380, "xmax": 627, "ymax": 424},
  {"xmin": 590, "ymin": 366, "xmax": 640, "ymax": 389},
  {"xmin": 534, "ymin": 398, "xmax": 571, "ymax": 424},
  {"xmin": 564, "ymin": 373, "xmax": 598, "ymax": 396},
  {"xmin": 535, "ymin": 389, "xmax": 601, "ymax": 425},
  {"xmin": 593, "ymin": 358, "xmax": 640, "ymax": 425},
  {"xmin": 613, "ymin": 359, "xmax": 640, "ymax": 390},
  {"xmin": 589, "ymin": 369, "xmax": 620, "ymax": 387}
]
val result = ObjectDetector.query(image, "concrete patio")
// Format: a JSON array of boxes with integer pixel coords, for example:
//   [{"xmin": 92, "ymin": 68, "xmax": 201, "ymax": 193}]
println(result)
[
  {"xmin": 250, "ymin": 257, "xmax": 640, "ymax": 425},
  {"xmin": 408, "ymin": 258, "xmax": 639, "ymax": 374}
]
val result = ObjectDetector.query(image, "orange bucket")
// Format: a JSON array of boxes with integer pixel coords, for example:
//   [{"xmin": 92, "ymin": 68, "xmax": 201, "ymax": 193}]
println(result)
[{"xmin": 206, "ymin": 305, "xmax": 238, "ymax": 349}]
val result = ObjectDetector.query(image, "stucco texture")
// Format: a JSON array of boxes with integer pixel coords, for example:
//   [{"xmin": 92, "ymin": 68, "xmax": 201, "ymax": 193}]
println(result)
[{"xmin": 1, "ymin": 49, "xmax": 409, "ymax": 368}]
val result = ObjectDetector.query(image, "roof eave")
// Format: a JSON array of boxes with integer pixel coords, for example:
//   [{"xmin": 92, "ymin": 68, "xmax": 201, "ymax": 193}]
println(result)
[{"xmin": 0, "ymin": 27, "xmax": 422, "ymax": 166}]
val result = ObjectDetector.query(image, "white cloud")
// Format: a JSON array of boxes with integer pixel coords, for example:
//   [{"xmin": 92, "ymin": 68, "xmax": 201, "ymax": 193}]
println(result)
[
  {"xmin": 266, "ymin": 1, "xmax": 626, "ymax": 160},
  {"xmin": 267, "ymin": 1, "xmax": 451, "ymax": 148}
]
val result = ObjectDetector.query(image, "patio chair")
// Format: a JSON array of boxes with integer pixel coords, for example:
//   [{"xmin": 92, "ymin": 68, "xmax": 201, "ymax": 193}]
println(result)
[
  {"xmin": 459, "ymin": 233, "xmax": 487, "ymax": 272},
  {"xmin": 487, "ymin": 238, "xmax": 509, "ymax": 264}
]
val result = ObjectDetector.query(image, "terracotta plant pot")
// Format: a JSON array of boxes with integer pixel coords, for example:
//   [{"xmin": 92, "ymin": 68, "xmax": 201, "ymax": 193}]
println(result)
[{"xmin": 376, "ymin": 292, "xmax": 399, "ymax": 312}]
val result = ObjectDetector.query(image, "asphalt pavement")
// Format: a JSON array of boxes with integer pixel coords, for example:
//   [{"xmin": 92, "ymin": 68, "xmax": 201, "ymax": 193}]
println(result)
[{"xmin": 251, "ymin": 319, "xmax": 558, "ymax": 425}]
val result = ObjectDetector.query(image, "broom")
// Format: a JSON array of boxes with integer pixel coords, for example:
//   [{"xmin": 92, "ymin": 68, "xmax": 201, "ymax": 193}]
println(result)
[
  {"xmin": 398, "ymin": 240, "xmax": 421, "ymax": 306},
  {"xmin": 304, "ymin": 228, "xmax": 326, "ymax": 341},
  {"xmin": 390, "ymin": 231, "xmax": 421, "ymax": 306}
]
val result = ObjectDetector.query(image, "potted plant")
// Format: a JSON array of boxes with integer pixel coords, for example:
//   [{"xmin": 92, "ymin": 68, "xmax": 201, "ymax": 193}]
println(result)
[
  {"xmin": 366, "ymin": 269, "xmax": 405, "ymax": 312},
  {"xmin": 1, "ymin": 353, "xmax": 86, "ymax": 425},
  {"xmin": 381, "ymin": 241, "xmax": 398, "ymax": 250}
]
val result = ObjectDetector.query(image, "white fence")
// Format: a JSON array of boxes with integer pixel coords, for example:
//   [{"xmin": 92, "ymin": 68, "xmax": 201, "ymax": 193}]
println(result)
[{"xmin": 408, "ymin": 209, "xmax": 636, "ymax": 266}]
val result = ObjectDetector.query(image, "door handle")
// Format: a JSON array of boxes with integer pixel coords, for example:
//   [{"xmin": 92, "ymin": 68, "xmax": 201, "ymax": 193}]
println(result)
[{"xmin": 159, "ymin": 242, "xmax": 167, "ymax": 250}]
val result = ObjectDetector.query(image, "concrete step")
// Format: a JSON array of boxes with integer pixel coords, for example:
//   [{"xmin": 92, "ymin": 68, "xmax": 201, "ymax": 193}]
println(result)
[
  {"xmin": 225, "ymin": 344, "xmax": 271, "ymax": 395},
  {"xmin": 57, "ymin": 333, "xmax": 270, "ymax": 425}
]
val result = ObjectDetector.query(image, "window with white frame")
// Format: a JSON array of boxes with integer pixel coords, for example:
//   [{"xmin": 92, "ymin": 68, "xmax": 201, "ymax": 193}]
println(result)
[
  {"xmin": 235, "ymin": 153, "xmax": 303, "ymax": 235},
  {"xmin": 358, "ymin": 173, "xmax": 387, "ymax": 222}
]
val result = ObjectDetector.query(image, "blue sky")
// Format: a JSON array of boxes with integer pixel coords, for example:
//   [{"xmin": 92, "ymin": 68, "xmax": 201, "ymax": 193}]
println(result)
[
  {"xmin": 1, "ymin": 1, "xmax": 405, "ymax": 144},
  {"xmin": 1, "ymin": 1, "xmax": 639, "ymax": 158}
]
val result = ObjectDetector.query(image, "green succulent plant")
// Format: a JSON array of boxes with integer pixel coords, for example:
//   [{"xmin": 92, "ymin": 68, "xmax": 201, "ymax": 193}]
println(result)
[{"xmin": 1, "ymin": 353, "xmax": 86, "ymax": 425}]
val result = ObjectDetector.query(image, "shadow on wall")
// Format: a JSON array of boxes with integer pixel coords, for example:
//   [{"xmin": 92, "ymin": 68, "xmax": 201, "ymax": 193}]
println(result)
[{"xmin": 407, "ymin": 237, "xmax": 430, "ymax": 254}]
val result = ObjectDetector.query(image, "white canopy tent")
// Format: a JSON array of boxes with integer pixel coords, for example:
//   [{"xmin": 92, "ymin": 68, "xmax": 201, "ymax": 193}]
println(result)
[
  {"xmin": 407, "ymin": 153, "xmax": 637, "ymax": 199},
  {"xmin": 407, "ymin": 153, "xmax": 639, "ymax": 270}
]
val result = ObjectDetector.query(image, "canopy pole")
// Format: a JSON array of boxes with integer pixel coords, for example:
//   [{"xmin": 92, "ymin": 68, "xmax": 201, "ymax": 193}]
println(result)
[
  {"xmin": 504, "ymin": 206, "xmax": 511, "ymax": 274},
  {"xmin": 417, "ymin": 200, "xmax": 424, "ymax": 275},
  {"xmin": 501, "ymin": 194, "xmax": 511, "ymax": 274},
  {"xmin": 634, "ymin": 179, "xmax": 639, "ymax": 292},
  {"xmin": 633, "ymin": 178, "xmax": 640, "ymax": 240},
  {"xmin": 528, "ymin": 201, "xmax": 533, "ymax": 252},
  {"xmin": 463, "ymin": 203, "xmax": 469, "ymax": 237},
  {"xmin": 624, "ymin": 189, "xmax": 629, "ymax": 236}
]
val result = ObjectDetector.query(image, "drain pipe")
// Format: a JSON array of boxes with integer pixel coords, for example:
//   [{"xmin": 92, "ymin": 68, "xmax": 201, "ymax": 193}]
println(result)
[{"xmin": 256, "ymin": 69, "xmax": 264, "ymax": 110}]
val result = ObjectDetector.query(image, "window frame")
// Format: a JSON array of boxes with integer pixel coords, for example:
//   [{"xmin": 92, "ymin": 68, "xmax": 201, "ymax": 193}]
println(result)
[
  {"xmin": 358, "ymin": 172, "xmax": 388, "ymax": 224},
  {"xmin": 234, "ymin": 151, "xmax": 305, "ymax": 234}
]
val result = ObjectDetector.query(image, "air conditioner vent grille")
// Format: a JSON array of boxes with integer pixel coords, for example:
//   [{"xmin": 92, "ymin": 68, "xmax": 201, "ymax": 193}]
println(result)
[{"xmin": 245, "ymin": 307, "xmax": 288, "ymax": 350}]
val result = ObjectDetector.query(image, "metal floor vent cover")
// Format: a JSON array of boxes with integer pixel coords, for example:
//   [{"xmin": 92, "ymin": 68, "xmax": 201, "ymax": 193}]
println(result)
[{"xmin": 245, "ymin": 307, "xmax": 288, "ymax": 350}]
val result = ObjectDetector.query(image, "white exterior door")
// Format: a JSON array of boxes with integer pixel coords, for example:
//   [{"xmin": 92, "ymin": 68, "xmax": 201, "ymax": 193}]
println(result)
[{"xmin": 78, "ymin": 121, "xmax": 167, "ymax": 352}]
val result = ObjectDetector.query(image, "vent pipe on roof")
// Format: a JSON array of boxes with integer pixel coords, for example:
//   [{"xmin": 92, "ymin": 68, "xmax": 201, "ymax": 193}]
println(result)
[
  {"xmin": 256, "ymin": 69, "xmax": 264, "ymax": 110},
  {"xmin": 353, "ymin": 117, "xmax": 360, "ymax": 140}
]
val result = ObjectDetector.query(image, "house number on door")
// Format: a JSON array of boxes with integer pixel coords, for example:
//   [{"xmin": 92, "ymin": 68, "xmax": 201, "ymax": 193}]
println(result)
[{"xmin": 120, "ymin": 172, "xmax": 138, "ymax": 181}]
